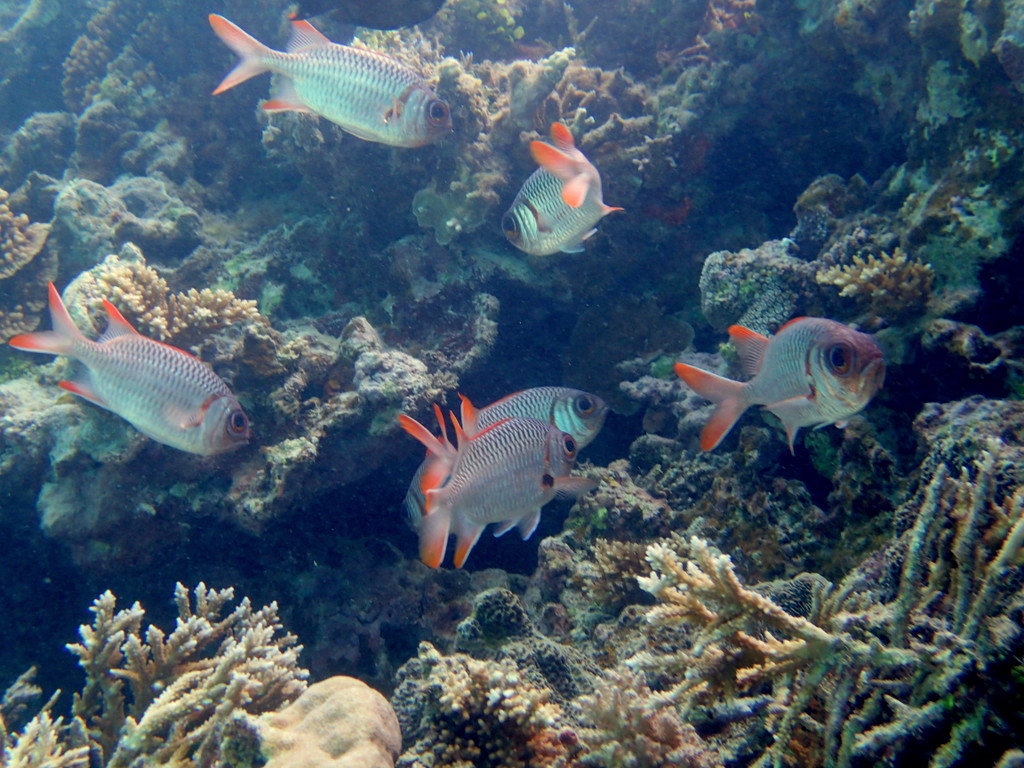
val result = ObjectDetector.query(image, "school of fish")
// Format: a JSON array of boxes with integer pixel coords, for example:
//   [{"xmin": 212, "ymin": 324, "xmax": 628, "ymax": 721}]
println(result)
[{"xmin": 2, "ymin": 9, "xmax": 891, "ymax": 570}]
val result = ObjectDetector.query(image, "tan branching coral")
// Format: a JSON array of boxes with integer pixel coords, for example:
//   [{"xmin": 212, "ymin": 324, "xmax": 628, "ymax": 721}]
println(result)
[
  {"xmin": 2, "ymin": 583, "xmax": 309, "ymax": 768},
  {"xmin": 63, "ymin": 245, "xmax": 265, "ymax": 346},
  {"xmin": 0, "ymin": 187, "xmax": 55, "ymax": 338},
  {"xmin": 629, "ymin": 440, "xmax": 1024, "ymax": 768},
  {"xmin": 67, "ymin": 582, "xmax": 308, "ymax": 767},
  {"xmin": 816, "ymin": 247, "xmax": 935, "ymax": 319}
]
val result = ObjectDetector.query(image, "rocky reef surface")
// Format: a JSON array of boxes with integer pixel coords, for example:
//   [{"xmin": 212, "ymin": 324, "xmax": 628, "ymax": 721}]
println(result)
[{"xmin": 1, "ymin": 0, "xmax": 1023, "ymax": 765}]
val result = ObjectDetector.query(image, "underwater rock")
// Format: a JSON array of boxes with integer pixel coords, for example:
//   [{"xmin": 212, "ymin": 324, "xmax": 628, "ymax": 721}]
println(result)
[
  {"xmin": 0, "ymin": 112, "xmax": 75, "ymax": 191},
  {"xmin": 51, "ymin": 177, "xmax": 201, "ymax": 273}
]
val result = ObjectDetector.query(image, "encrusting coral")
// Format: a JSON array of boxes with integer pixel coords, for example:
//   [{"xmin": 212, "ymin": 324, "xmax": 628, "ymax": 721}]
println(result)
[{"xmin": 0, "ymin": 186, "xmax": 55, "ymax": 338}]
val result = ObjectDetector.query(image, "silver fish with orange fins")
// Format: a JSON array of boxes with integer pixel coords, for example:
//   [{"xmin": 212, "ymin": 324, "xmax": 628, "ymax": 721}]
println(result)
[
  {"xmin": 675, "ymin": 317, "xmax": 885, "ymax": 453},
  {"xmin": 209, "ymin": 14, "xmax": 451, "ymax": 147},
  {"xmin": 399, "ymin": 408, "xmax": 597, "ymax": 568},
  {"xmin": 7, "ymin": 283, "xmax": 250, "ymax": 456},
  {"xmin": 502, "ymin": 122, "xmax": 622, "ymax": 256},
  {"xmin": 403, "ymin": 387, "xmax": 607, "ymax": 528}
]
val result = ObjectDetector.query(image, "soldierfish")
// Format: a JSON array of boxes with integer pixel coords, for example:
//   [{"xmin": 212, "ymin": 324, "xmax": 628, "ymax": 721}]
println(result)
[
  {"xmin": 502, "ymin": 122, "xmax": 622, "ymax": 256},
  {"xmin": 399, "ymin": 410, "xmax": 597, "ymax": 568},
  {"xmin": 675, "ymin": 317, "xmax": 885, "ymax": 452},
  {"xmin": 403, "ymin": 387, "xmax": 608, "ymax": 528},
  {"xmin": 7, "ymin": 283, "xmax": 250, "ymax": 456},
  {"xmin": 209, "ymin": 14, "xmax": 452, "ymax": 147}
]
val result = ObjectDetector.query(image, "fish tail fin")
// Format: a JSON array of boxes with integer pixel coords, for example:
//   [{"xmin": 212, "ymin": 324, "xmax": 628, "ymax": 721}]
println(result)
[
  {"xmin": 8, "ymin": 283, "xmax": 83, "ymax": 356},
  {"xmin": 675, "ymin": 363, "xmax": 747, "ymax": 451},
  {"xmin": 399, "ymin": 413, "xmax": 451, "ymax": 459},
  {"xmin": 419, "ymin": 497, "xmax": 452, "ymax": 568},
  {"xmin": 529, "ymin": 139, "xmax": 590, "ymax": 207},
  {"xmin": 209, "ymin": 14, "xmax": 272, "ymax": 95}
]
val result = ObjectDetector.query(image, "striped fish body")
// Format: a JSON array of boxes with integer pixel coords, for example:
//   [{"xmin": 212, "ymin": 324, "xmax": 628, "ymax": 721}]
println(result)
[
  {"xmin": 8, "ymin": 284, "xmax": 250, "ymax": 456},
  {"xmin": 210, "ymin": 15, "xmax": 451, "ymax": 147},
  {"xmin": 399, "ymin": 412, "xmax": 596, "ymax": 568},
  {"xmin": 502, "ymin": 122, "xmax": 620, "ymax": 255},
  {"xmin": 403, "ymin": 387, "xmax": 607, "ymax": 528},
  {"xmin": 676, "ymin": 317, "xmax": 885, "ymax": 452}
]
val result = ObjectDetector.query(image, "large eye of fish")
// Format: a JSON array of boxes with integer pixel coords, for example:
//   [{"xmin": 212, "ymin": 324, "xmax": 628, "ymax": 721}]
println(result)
[
  {"xmin": 562, "ymin": 433, "xmax": 577, "ymax": 458},
  {"xmin": 502, "ymin": 211, "xmax": 521, "ymax": 242},
  {"xmin": 826, "ymin": 342, "xmax": 855, "ymax": 376},
  {"xmin": 426, "ymin": 99, "xmax": 450, "ymax": 126},
  {"xmin": 575, "ymin": 395, "xmax": 595, "ymax": 415},
  {"xmin": 227, "ymin": 409, "xmax": 249, "ymax": 436}
]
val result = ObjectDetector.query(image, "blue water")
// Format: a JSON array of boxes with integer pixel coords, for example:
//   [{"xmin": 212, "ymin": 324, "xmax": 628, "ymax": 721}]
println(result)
[{"xmin": 1, "ymin": 0, "xmax": 1023, "ymax": 763}]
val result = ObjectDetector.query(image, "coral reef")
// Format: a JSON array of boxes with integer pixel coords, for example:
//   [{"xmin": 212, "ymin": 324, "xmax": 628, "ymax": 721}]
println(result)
[
  {"xmin": 0, "ymin": 187, "xmax": 54, "ymax": 338},
  {"xmin": 2, "ymin": 582, "xmax": 308, "ymax": 768},
  {"xmin": 627, "ymin": 399, "xmax": 1024, "ymax": 766}
]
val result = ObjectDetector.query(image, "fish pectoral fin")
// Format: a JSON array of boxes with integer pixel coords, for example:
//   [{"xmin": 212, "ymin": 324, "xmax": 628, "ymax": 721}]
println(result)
[
  {"xmin": 553, "ymin": 476, "xmax": 598, "ymax": 500},
  {"xmin": 58, "ymin": 379, "xmax": 108, "ymax": 409},
  {"xmin": 179, "ymin": 394, "xmax": 222, "ymax": 429}
]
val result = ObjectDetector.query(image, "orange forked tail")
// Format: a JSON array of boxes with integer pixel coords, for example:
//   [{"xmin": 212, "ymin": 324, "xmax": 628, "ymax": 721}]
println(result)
[
  {"xmin": 530, "ymin": 139, "xmax": 591, "ymax": 208},
  {"xmin": 8, "ymin": 283, "xmax": 84, "ymax": 356},
  {"xmin": 675, "ymin": 363, "xmax": 747, "ymax": 451},
  {"xmin": 209, "ymin": 14, "xmax": 272, "ymax": 95}
]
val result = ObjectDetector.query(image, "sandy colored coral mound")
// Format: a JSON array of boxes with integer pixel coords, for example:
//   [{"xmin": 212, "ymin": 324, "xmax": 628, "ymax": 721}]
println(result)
[{"xmin": 259, "ymin": 676, "xmax": 402, "ymax": 768}]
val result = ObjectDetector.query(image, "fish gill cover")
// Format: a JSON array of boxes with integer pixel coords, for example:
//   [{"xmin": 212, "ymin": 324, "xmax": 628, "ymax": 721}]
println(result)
[{"xmin": 0, "ymin": 0, "xmax": 1023, "ymax": 765}]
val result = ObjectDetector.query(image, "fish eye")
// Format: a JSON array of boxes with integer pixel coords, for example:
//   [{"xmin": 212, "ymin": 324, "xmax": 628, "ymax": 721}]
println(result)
[
  {"xmin": 502, "ymin": 212, "xmax": 520, "ymax": 241},
  {"xmin": 426, "ymin": 99, "xmax": 450, "ymax": 126},
  {"xmin": 228, "ymin": 410, "xmax": 249, "ymax": 436},
  {"xmin": 826, "ymin": 343, "xmax": 854, "ymax": 376},
  {"xmin": 562, "ymin": 433, "xmax": 577, "ymax": 456},
  {"xmin": 575, "ymin": 395, "xmax": 594, "ymax": 415}
]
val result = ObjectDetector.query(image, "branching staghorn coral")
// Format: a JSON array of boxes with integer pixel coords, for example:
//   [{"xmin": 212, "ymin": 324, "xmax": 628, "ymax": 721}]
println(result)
[
  {"xmin": 2, "ymin": 583, "xmax": 308, "ymax": 768},
  {"xmin": 630, "ymin": 440, "xmax": 1024, "ymax": 767},
  {"xmin": 815, "ymin": 246, "xmax": 935, "ymax": 320},
  {"xmin": 68, "ymin": 582, "xmax": 308, "ymax": 767}
]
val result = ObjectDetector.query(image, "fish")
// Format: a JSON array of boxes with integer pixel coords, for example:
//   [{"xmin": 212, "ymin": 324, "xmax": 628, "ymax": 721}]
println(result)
[
  {"xmin": 502, "ymin": 122, "xmax": 622, "ymax": 256},
  {"xmin": 208, "ymin": 14, "xmax": 452, "ymax": 147},
  {"xmin": 7, "ymin": 283, "xmax": 251, "ymax": 456},
  {"xmin": 399, "ymin": 410, "xmax": 598, "ymax": 568},
  {"xmin": 403, "ymin": 387, "xmax": 608, "ymax": 528},
  {"xmin": 674, "ymin": 317, "xmax": 885, "ymax": 452},
  {"xmin": 291, "ymin": 0, "xmax": 447, "ymax": 29}
]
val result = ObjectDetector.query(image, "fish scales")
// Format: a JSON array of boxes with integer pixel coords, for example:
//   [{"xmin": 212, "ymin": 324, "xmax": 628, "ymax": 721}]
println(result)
[
  {"xmin": 210, "ymin": 15, "xmax": 451, "ymax": 147},
  {"xmin": 8, "ymin": 284, "xmax": 250, "ymax": 455}
]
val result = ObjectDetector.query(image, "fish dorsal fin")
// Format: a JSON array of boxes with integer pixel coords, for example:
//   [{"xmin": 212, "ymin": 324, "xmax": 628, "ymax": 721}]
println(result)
[
  {"xmin": 458, "ymin": 393, "xmax": 480, "ymax": 436},
  {"xmin": 728, "ymin": 325, "xmax": 770, "ymax": 376},
  {"xmin": 399, "ymin": 413, "xmax": 452, "ymax": 460},
  {"xmin": 287, "ymin": 19, "xmax": 331, "ymax": 52},
  {"xmin": 98, "ymin": 300, "xmax": 140, "ymax": 342},
  {"xmin": 777, "ymin": 316, "xmax": 810, "ymax": 333},
  {"xmin": 530, "ymin": 140, "xmax": 579, "ymax": 182}
]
